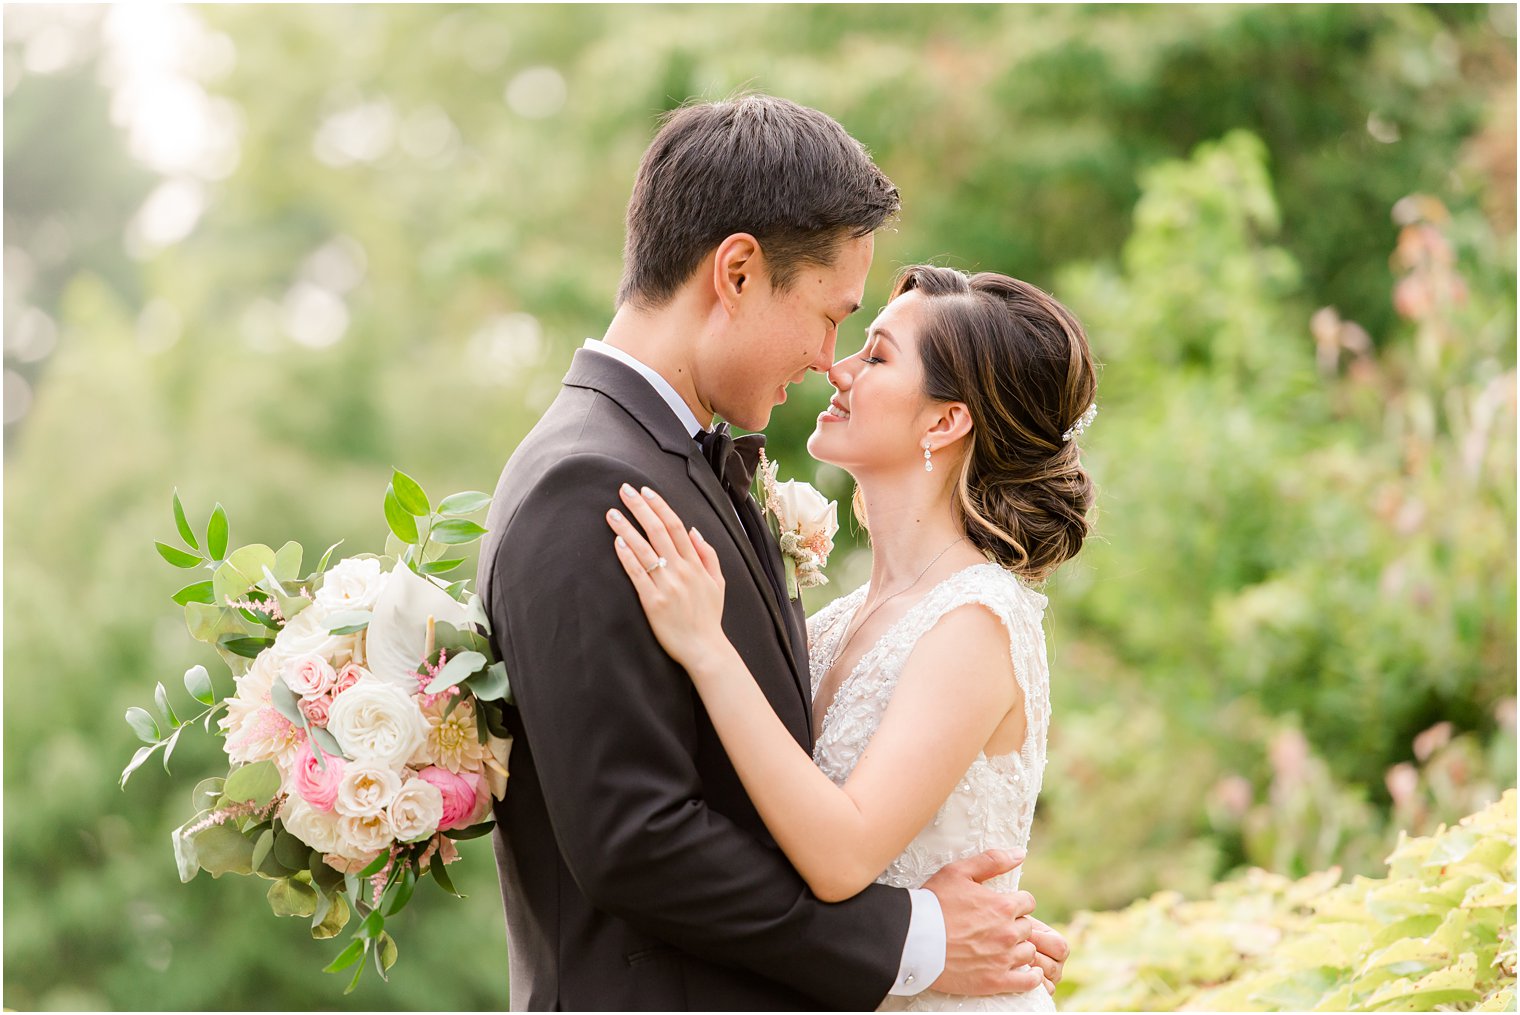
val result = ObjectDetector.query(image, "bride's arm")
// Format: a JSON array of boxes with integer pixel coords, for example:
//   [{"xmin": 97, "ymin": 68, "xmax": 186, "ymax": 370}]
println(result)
[{"xmin": 606, "ymin": 484, "xmax": 1021, "ymax": 903}]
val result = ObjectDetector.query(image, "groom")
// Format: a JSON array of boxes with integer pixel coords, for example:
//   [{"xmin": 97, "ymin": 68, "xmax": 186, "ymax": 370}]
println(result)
[{"xmin": 478, "ymin": 94, "xmax": 1069, "ymax": 1010}]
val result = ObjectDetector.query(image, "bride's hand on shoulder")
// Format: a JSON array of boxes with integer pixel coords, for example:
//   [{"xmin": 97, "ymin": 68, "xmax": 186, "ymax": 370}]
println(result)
[{"xmin": 606, "ymin": 483, "xmax": 730, "ymax": 674}]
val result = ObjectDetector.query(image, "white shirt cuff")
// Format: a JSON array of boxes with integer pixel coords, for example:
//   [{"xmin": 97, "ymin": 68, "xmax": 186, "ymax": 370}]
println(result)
[{"xmin": 888, "ymin": 888, "xmax": 946, "ymax": 996}]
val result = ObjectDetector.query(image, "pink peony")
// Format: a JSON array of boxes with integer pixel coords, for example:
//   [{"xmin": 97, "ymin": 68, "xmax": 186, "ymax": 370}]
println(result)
[
  {"xmin": 417, "ymin": 765, "xmax": 483, "ymax": 830},
  {"xmin": 292, "ymin": 743, "xmax": 347, "ymax": 812},
  {"xmin": 299, "ymin": 694, "xmax": 332, "ymax": 728},
  {"xmin": 332, "ymin": 662, "xmax": 366, "ymax": 696}
]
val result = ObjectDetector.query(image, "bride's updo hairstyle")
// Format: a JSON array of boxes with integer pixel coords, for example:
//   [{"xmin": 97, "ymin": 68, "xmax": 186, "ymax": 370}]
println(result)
[{"xmin": 896, "ymin": 265, "xmax": 1098, "ymax": 584}]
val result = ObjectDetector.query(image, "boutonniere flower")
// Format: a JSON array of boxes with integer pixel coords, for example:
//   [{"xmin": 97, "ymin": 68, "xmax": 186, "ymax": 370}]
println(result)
[{"xmin": 756, "ymin": 449, "xmax": 838, "ymax": 599}]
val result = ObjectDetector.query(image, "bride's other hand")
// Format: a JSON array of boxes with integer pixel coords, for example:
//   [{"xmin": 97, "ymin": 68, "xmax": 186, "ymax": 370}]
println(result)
[
  {"xmin": 1024, "ymin": 916, "xmax": 1069, "ymax": 995},
  {"xmin": 607, "ymin": 483, "xmax": 728, "ymax": 672}
]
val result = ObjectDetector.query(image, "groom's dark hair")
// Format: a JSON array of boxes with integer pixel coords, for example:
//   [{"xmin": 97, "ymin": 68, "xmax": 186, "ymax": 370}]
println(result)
[{"xmin": 616, "ymin": 93, "xmax": 900, "ymax": 310}]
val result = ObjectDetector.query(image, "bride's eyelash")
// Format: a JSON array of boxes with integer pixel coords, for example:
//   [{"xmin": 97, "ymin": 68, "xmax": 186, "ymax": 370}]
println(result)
[{"xmin": 862, "ymin": 355, "xmax": 884, "ymax": 365}]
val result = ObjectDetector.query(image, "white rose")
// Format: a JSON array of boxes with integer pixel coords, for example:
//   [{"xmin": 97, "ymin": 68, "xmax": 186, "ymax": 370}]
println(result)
[
  {"xmin": 334, "ymin": 760, "xmax": 403, "ymax": 818},
  {"xmin": 218, "ymin": 649, "xmax": 279, "ymax": 743},
  {"xmin": 337, "ymin": 812, "xmax": 394, "ymax": 856},
  {"xmin": 772, "ymin": 479, "xmax": 838, "ymax": 546},
  {"xmin": 387, "ymin": 778, "xmax": 444, "ymax": 842},
  {"xmin": 272, "ymin": 600, "xmax": 353, "ymax": 667},
  {"xmin": 282, "ymin": 652, "xmax": 336, "ymax": 697},
  {"xmin": 326, "ymin": 675, "xmax": 427, "ymax": 769},
  {"xmin": 281, "ymin": 795, "xmax": 343, "ymax": 855},
  {"xmin": 316, "ymin": 557, "xmax": 390, "ymax": 612}
]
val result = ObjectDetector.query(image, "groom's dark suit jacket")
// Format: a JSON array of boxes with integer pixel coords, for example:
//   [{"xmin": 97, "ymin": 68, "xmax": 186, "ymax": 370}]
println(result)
[{"xmin": 477, "ymin": 349, "xmax": 911, "ymax": 1011}]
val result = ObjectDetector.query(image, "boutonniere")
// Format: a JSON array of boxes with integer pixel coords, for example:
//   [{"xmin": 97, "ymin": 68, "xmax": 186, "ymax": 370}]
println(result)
[{"xmin": 755, "ymin": 448, "xmax": 838, "ymax": 599}]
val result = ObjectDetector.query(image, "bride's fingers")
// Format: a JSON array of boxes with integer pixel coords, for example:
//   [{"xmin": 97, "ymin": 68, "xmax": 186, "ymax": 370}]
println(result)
[
  {"xmin": 635, "ymin": 487, "xmax": 699, "ymax": 564},
  {"xmin": 605, "ymin": 507, "xmax": 661, "ymax": 573},
  {"xmin": 690, "ymin": 528, "xmax": 724, "ymax": 587},
  {"xmin": 610, "ymin": 531, "xmax": 658, "ymax": 601},
  {"xmin": 617, "ymin": 484, "xmax": 682, "ymax": 562}
]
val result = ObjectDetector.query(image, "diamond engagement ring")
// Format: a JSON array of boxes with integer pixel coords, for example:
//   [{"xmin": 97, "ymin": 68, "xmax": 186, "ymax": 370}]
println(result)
[{"xmin": 644, "ymin": 556, "xmax": 668, "ymax": 573}]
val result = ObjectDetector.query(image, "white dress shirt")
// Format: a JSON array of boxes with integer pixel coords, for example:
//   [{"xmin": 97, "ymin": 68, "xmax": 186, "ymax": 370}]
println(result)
[{"xmin": 581, "ymin": 338, "xmax": 945, "ymax": 997}]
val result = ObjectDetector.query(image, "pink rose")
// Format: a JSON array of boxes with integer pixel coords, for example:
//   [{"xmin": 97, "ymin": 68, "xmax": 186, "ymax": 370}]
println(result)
[
  {"xmin": 292, "ymin": 743, "xmax": 347, "ymax": 812},
  {"xmin": 284, "ymin": 653, "xmax": 337, "ymax": 697},
  {"xmin": 299, "ymin": 694, "xmax": 332, "ymax": 728},
  {"xmin": 332, "ymin": 662, "xmax": 366, "ymax": 696},
  {"xmin": 417, "ymin": 766, "xmax": 483, "ymax": 830}
]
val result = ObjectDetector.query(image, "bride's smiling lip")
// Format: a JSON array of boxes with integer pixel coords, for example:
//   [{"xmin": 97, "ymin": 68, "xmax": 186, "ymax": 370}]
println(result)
[{"xmin": 819, "ymin": 397, "xmax": 850, "ymax": 423}]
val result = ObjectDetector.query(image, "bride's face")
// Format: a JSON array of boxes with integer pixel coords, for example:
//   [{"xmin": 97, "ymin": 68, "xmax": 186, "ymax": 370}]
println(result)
[{"xmin": 807, "ymin": 289, "xmax": 936, "ymax": 473}]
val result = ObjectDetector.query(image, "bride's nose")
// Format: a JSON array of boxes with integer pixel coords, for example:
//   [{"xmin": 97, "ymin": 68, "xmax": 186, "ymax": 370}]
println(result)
[{"xmin": 827, "ymin": 356, "xmax": 854, "ymax": 392}]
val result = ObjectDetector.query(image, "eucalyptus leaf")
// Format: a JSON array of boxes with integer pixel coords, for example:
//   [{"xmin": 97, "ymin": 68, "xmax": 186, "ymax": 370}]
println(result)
[
  {"xmin": 125, "ymin": 707, "xmax": 159, "ymax": 744},
  {"xmin": 251, "ymin": 828, "xmax": 275, "ymax": 871},
  {"xmin": 173, "ymin": 489, "xmax": 199, "ymax": 550},
  {"xmin": 223, "ymin": 759, "xmax": 281, "ymax": 806},
  {"xmin": 325, "ymin": 610, "xmax": 372, "ymax": 635},
  {"xmin": 171, "ymin": 580, "xmax": 216, "ymax": 606},
  {"xmin": 268, "ymin": 877, "xmax": 319, "ymax": 918},
  {"xmin": 437, "ymin": 490, "xmax": 491, "ymax": 516},
  {"xmin": 162, "ymin": 726, "xmax": 183, "ymax": 772},
  {"xmin": 464, "ymin": 594, "xmax": 490, "ymax": 634},
  {"xmin": 384, "ymin": 486, "xmax": 418, "ymax": 545},
  {"xmin": 193, "ymin": 822, "xmax": 255, "ymax": 878},
  {"xmin": 191, "ymin": 777, "xmax": 225, "ymax": 813},
  {"xmin": 269, "ymin": 677, "xmax": 306, "ymax": 727},
  {"xmin": 219, "ymin": 634, "xmax": 275, "ymax": 659},
  {"xmin": 316, "ymin": 539, "xmax": 344, "ymax": 575},
  {"xmin": 184, "ymin": 602, "xmax": 242, "ymax": 646},
  {"xmin": 377, "ymin": 931, "xmax": 399, "ymax": 976},
  {"xmin": 183, "ymin": 664, "xmax": 214, "ymax": 705},
  {"xmin": 466, "ymin": 660, "xmax": 512, "ymax": 703},
  {"xmin": 310, "ymin": 852, "xmax": 344, "ymax": 895},
  {"xmin": 274, "ymin": 828, "xmax": 311, "ymax": 871},
  {"xmin": 171, "ymin": 813, "xmax": 205, "ymax": 883},
  {"xmin": 156, "ymin": 541, "xmax": 203, "ymax": 569},
  {"xmin": 154, "ymin": 682, "xmax": 180, "ymax": 728},
  {"xmin": 312, "ymin": 890, "xmax": 350, "ymax": 939},
  {"xmin": 429, "ymin": 519, "xmax": 489, "ymax": 545},
  {"xmin": 310, "ymin": 725, "xmax": 346, "ymax": 760},
  {"xmin": 206, "ymin": 503, "xmax": 229, "ymax": 561},
  {"xmin": 119, "ymin": 743, "xmax": 159, "ymax": 788},
  {"xmin": 273, "ymin": 539, "xmax": 303, "ymax": 581},
  {"xmin": 424, "ymin": 650, "xmax": 487, "ymax": 694},
  {"xmin": 212, "ymin": 544, "xmax": 277, "ymax": 605}
]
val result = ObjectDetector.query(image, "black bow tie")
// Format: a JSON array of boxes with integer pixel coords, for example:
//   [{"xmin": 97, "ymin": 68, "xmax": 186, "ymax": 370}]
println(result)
[{"xmin": 696, "ymin": 422, "xmax": 766, "ymax": 503}]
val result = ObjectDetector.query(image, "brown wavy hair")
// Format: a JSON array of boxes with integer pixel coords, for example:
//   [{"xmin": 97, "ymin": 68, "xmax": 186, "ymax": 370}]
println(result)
[{"xmin": 858, "ymin": 266, "xmax": 1099, "ymax": 583}]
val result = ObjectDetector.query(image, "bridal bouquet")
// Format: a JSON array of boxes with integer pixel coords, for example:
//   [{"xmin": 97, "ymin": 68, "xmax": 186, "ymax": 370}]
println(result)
[{"xmin": 121, "ymin": 470, "xmax": 511, "ymax": 991}]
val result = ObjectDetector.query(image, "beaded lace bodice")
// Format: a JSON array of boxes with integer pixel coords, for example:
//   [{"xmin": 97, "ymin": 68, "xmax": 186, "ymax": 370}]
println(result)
[{"xmin": 807, "ymin": 562, "xmax": 1056, "ymax": 1012}]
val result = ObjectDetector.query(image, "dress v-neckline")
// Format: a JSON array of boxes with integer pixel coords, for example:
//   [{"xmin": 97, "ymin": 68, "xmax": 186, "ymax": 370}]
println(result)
[{"xmin": 811, "ymin": 561, "xmax": 1000, "ymax": 740}]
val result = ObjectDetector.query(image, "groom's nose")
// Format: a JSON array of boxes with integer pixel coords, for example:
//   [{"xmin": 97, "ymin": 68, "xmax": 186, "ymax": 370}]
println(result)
[{"xmin": 808, "ymin": 329, "xmax": 839, "ymax": 375}]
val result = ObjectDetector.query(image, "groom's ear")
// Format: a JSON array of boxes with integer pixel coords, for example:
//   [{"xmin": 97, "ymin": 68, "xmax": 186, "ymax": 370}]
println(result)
[{"xmin": 711, "ymin": 233, "xmax": 762, "ymax": 312}]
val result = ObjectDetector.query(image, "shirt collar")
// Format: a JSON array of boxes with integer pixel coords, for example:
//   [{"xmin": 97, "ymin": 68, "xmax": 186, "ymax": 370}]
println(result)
[{"xmin": 581, "ymin": 338, "xmax": 709, "ymax": 438}]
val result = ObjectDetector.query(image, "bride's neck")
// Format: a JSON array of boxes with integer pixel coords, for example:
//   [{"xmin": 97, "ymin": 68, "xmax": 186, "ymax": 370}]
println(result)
[{"xmin": 855, "ymin": 470, "xmax": 982, "ymax": 599}]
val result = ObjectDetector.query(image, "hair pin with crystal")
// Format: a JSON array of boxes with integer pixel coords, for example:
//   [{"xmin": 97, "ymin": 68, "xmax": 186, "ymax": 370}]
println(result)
[{"xmin": 1062, "ymin": 402, "xmax": 1098, "ymax": 442}]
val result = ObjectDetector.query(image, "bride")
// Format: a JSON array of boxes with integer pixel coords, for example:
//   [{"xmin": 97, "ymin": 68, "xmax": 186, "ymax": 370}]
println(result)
[{"xmin": 605, "ymin": 264, "xmax": 1098, "ymax": 1012}]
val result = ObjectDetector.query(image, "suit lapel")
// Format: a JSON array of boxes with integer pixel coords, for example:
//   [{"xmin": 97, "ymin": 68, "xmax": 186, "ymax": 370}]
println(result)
[
  {"xmin": 684, "ymin": 455, "xmax": 809, "ymax": 709},
  {"xmin": 562, "ymin": 348, "xmax": 810, "ymax": 722}
]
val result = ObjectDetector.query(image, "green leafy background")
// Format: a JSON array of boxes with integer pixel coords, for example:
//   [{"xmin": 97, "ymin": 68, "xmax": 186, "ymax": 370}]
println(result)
[{"xmin": 4, "ymin": 5, "xmax": 1514, "ymax": 1010}]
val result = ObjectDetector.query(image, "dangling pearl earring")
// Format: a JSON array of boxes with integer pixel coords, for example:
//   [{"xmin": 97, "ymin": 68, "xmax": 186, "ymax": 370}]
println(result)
[{"xmin": 923, "ymin": 442, "xmax": 933, "ymax": 473}]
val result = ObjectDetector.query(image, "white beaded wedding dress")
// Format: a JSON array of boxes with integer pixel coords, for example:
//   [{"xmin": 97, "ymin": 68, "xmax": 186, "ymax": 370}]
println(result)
[{"xmin": 807, "ymin": 561, "xmax": 1057, "ymax": 1012}]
